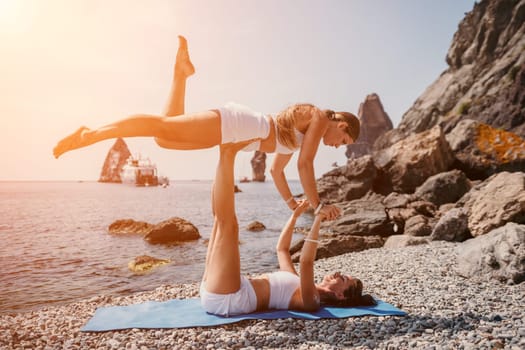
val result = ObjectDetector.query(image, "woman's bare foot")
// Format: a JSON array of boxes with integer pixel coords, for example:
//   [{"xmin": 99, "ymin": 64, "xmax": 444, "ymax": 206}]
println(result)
[
  {"xmin": 175, "ymin": 35, "xmax": 195, "ymax": 78},
  {"xmin": 53, "ymin": 126, "xmax": 90, "ymax": 158}
]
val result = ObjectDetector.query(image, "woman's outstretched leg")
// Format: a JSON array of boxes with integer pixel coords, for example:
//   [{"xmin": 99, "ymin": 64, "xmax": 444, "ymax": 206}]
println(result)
[
  {"xmin": 163, "ymin": 35, "xmax": 195, "ymax": 117},
  {"xmin": 53, "ymin": 110, "xmax": 222, "ymax": 158},
  {"xmin": 202, "ymin": 141, "xmax": 253, "ymax": 294},
  {"xmin": 53, "ymin": 35, "xmax": 207, "ymax": 159},
  {"xmin": 154, "ymin": 35, "xmax": 197, "ymax": 149}
]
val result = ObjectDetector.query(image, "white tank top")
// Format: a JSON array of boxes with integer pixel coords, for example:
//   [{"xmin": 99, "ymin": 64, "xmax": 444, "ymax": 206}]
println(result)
[
  {"xmin": 219, "ymin": 103, "xmax": 304, "ymax": 154},
  {"xmin": 267, "ymin": 271, "xmax": 300, "ymax": 309},
  {"xmin": 219, "ymin": 102, "xmax": 270, "ymax": 152}
]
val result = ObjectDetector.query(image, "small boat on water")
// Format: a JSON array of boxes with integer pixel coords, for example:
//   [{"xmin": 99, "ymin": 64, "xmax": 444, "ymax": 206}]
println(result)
[{"xmin": 120, "ymin": 155, "xmax": 169, "ymax": 187}]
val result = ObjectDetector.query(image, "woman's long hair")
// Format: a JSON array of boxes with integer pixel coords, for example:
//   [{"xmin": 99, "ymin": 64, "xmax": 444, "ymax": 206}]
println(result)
[
  {"xmin": 274, "ymin": 103, "xmax": 317, "ymax": 150},
  {"xmin": 275, "ymin": 105, "xmax": 361, "ymax": 150},
  {"xmin": 319, "ymin": 278, "xmax": 376, "ymax": 307}
]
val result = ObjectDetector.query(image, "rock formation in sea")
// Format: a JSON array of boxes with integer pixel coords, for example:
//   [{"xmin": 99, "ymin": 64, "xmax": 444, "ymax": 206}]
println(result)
[
  {"xmin": 108, "ymin": 217, "xmax": 201, "ymax": 244},
  {"xmin": 312, "ymin": 0, "xmax": 525, "ymax": 284},
  {"xmin": 98, "ymin": 138, "xmax": 131, "ymax": 183},
  {"xmin": 108, "ymin": 219, "xmax": 152, "ymax": 236},
  {"xmin": 128, "ymin": 255, "xmax": 170, "ymax": 274},
  {"xmin": 144, "ymin": 217, "xmax": 201, "ymax": 244},
  {"xmin": 246, "ymin": 221, "xmax": 266, "ymax": 232},
  {"xmin": 345, "ymin": 93, "xmax": 394, "ymax": 159},
  {"xmin": 250, "ymin": 151, "xmax": 266, "ymax": 182}
]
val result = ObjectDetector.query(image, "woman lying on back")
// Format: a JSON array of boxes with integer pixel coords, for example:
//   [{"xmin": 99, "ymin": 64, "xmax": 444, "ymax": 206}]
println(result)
[{"xmin": 200, "ymin": 141, "xmax": 375, "ymax": 316}]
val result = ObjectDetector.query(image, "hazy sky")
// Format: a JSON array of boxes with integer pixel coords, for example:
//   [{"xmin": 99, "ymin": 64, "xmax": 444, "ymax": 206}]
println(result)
[{"xmin": 1, "ymin": 0, "xmax": 475, "ymax": 181}]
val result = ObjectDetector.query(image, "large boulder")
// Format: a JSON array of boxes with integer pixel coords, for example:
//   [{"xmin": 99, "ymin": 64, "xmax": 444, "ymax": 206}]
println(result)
[
  {"xmin": 383, "ymin": 192, "xmax": 437, "ymax": 235},
  {"xmin": 459, "ymin": 171, "xmax": 525, "ymax": 237},
  {"xmin": 326, "ymin": 193, "xmax": 394, "ymax": 237},
  {"xmin": 318, "ymin": 155, "xmax": 377, "ymax": 204},
  {"xmin": 98, "ymin": 138, "xmax": 131, "ymax": 183},
  {"xmin": 414, "ymin": 169, "xmax": 472, "ymax": 206},
  {"xmin": 403, "ymin": 215, "xmax": 433, "ymax": 237},
  {"xmin": 345, "ymin": 93, "xmax": 393, "ymax": 159},
  {"xmin": 372, "ymin": 125, "xmax": 455, "ymax": 194},
  {"xmin": 144, "ymin": 217, "xmax": 201, "ymax": 244},
  {"xmin": 446, "ymin": 119, "xmax": 525, "ymax": 180},
  {"xmin": 108, "ymin": 217, "xmax": 201, "ymax": 244},
  {"xmin": 288, "ymin": 193, "xmax": 392, "ymax": 261},
  {"xmin": 382, "ymin": 192, "xmax": 415, "ymax": 234},
  {"xmin": 456, "ymin": 222, "xmax": 525, "ymax": 284},
  {"xmin": 430, "ymin": 208, "xmax": 471, "ymax": 242}
]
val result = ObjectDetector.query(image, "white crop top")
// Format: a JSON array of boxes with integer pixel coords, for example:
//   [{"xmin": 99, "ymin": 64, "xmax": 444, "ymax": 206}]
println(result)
[{"xmin": 267, "ymin": 271, "xmax": 300, "ymax": 309}]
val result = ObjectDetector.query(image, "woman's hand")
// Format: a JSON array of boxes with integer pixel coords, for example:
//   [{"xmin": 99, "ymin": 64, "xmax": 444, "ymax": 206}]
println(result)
[
  {"xmin": 318, "ymin": 204, "xmax": 341, "ymax": 221},
  {"xmin": 292, "ymin": 199, "xmax": 310, "ymax": 218}
]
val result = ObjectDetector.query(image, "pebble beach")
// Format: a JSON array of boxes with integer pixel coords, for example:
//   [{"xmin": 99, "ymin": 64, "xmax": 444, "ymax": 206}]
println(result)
[{"xmin": 1, "ymin": 241, "xmax": 524, "ymax": 350}]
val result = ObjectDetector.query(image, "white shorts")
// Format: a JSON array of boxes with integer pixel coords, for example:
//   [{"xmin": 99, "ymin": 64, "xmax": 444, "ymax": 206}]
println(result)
[
  {"xmin": 218, "ymin": 102, "xmax": 270, "ymax": 152},
  {"xmin": 200, "ymin": 275, "xmax": 257, "ymax": 316}
]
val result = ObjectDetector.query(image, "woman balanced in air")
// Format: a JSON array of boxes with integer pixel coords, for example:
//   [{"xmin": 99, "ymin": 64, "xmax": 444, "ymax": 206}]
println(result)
[
  {"xmin": 201, "ymin": 140, "xmax": 375, "ymax": 316},
  {"xmin": 53, "ymin": 36, "xmax": 360, "ymax": 219}
]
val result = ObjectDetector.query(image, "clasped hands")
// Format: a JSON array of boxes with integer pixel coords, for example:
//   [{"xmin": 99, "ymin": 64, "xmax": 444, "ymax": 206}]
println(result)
[{"xmin": 292, "ymin": 199, "xmax": 341, "ymax": 221}]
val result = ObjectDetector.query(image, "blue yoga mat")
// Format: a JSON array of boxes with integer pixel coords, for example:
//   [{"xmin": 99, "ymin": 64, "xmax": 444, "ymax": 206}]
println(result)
[{"xmin": 82, "ymin": 298, "xmax": 406, "ymax": 331}]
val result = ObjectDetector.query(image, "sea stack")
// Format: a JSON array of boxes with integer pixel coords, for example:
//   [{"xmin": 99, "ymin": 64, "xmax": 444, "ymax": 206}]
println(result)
[{"xmin": 98, "ymin": 138, "xmax": 131, "ymax": 183}]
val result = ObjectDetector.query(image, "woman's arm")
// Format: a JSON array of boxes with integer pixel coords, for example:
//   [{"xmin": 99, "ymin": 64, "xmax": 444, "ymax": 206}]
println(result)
[
  {"xmin": 276, "ymin": 200, "xmax": 310, "ymax": 274},
  {"xmin": 270, "ymin": 153, "xmax": 299, "ymax": 210},
  {"xmin": 297, "ymin": 111, "xmax": 341, "ymax": 220},
  {"xmin": 297, "ymin": 109, "xmax": 325, "ymax": 209},
  {"xmin": 299, "ymin": 214, "xmax": 324, "ymax": 311}
]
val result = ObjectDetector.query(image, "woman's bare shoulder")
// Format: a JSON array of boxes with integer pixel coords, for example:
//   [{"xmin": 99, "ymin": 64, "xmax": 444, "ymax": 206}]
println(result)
[{"xmin": 294, "ymin": 106, "xmax": 322, "ymax": 131}]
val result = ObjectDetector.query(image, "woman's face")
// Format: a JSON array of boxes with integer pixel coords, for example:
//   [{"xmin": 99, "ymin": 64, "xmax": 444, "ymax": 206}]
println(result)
[
  {"xmin": 322, "ymin": 271, "xmax": 356, "ymax": 298},
  {"xmin": 322, "ymin": 121, "xmax": 353, "ymax": 148}
]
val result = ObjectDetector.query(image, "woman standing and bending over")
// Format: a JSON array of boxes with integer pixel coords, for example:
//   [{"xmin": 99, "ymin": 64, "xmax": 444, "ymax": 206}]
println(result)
[
  {"xmin": 201, "ymin": 141, "xmax": 375, "ymax": 316},
  {"xmin": 53, "ymin": 36, "xmax": 360, "ymax": 219}
]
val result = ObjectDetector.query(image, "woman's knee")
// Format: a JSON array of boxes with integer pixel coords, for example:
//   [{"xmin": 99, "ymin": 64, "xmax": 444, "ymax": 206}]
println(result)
[{"xmin": 215, "ymin": 217, "xmax": 238, "ymax": 235}]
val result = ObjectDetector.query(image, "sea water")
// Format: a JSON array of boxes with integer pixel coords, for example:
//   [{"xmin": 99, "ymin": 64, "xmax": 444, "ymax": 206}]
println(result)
[{"xmin": 0, "ymin": 180, "xmax": 309, "ymax": 313}]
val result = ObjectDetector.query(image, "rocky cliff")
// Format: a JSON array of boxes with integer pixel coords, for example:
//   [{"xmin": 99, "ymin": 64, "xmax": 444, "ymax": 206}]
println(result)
[
  {"xmin": 376, "ymin": 0, "xmax": 525, "ymax": 150},
  {"xmin": 98, "ymin": 138, "xmax": 131, "ymax": 183},
  {"xmin": 311, "ymin": 0, "xmax": 525, "ymax": 284}
]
